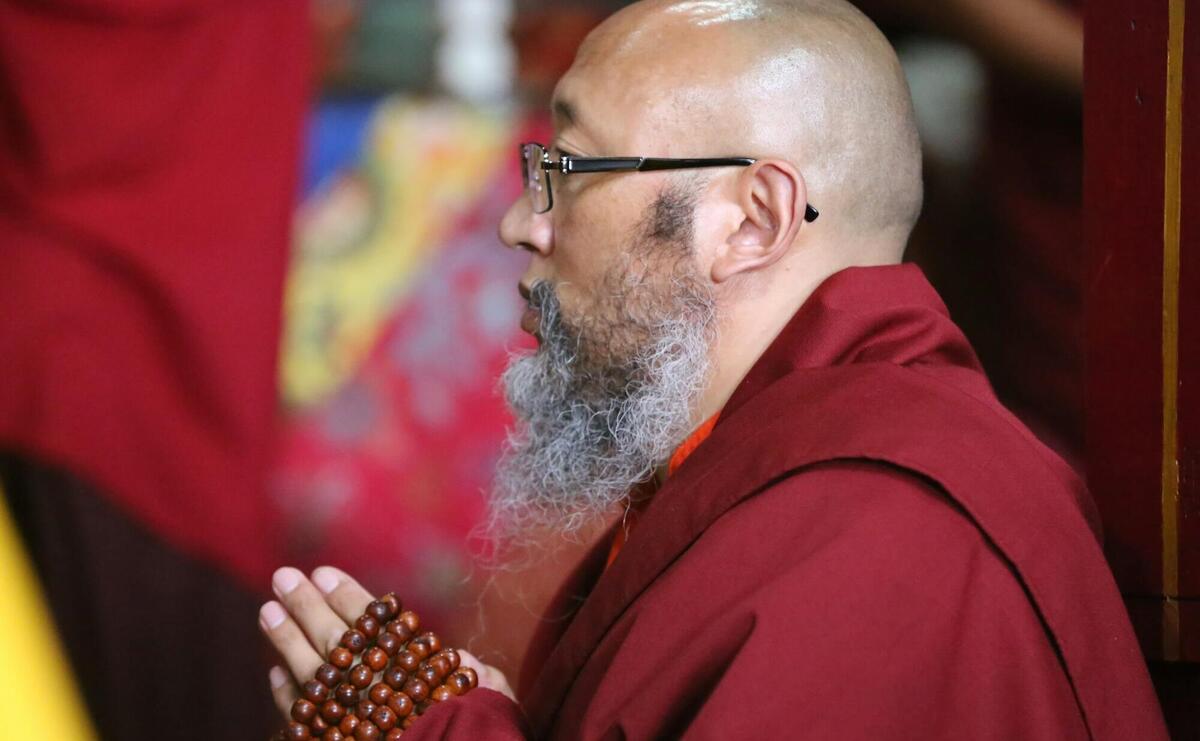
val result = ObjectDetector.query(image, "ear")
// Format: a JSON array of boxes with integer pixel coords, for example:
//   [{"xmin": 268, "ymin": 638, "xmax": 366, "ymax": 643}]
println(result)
[{"xmin": 711, "ymin": 160, "xmax": 808, "ymax": 283}]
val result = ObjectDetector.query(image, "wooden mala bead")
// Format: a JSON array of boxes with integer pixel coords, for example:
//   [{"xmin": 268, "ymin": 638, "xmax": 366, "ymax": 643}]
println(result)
[
  {"xmin": 420, "ymin": 661, "xmax": 444, "ymax": 685},
  {"xmin": 368, "ymin": 682, "xmax": 393, "ymax": 706},
  {"xmin": 356, "ymin": 615, "xmax": 381, "ymax": 640},
  {"xmin": 354, "ymin": 721, "xmax": 381, "ymax": 740},
  {"xmin": 407, "ymin": 640, "xmax": 432, "ymax": 662},
  {"xmin": 330, "ymin": 647, "xmax": 354, "ymax": 670},
  {"xmin": 291, "ymin": 699, "xmax": 317, "ymax": 724},
  {"xmin": 303, "ymin": 679, "xmax": 331, "ymax": 704},
  {"xmin": 383, "ymin": 665, "xmax": 408, "ymax": 690},
  {"xmin": 340, "ymin": 629, "xmax": 368, "ymax": 654},
  {"xmin": 415, "ymin": 632, "xmax": 442, "ymax": 654},
  {"xmin": 348, "ymin": 664, "xmax": 373, "ymax": 689},
  {"xmin": 316, "ymin": 663, "xmax": 344, "ymax": 688},
  {"xmin": 334, "ymin": 682, "xmax": 359, "ymax": 706},
  {"xmin": 366, "ymin": 599, "xmax": 391, "ymax": 623},
  {"xmin": 364, "ymin": 647, "xmax": 389, "ymax": 673},
  {"xmin": 396, "ymin": 610, "xmax": 420, "ymax": 634},
  {"xmin": 386, "ymin": 692, "xmax": 413, "ymax": 719},
  {"xmin": 376, "ymin": 632, "xmax": 401, "ymax": 657},
  {"xmin": 394, "ymin": 650, "xmax": 421, "ymax": 673},
  {"xmin": 401, "ymin": 677, "xmax": 430, "ymax": 704},
  {"xmin": 385, "ymin": 620, "xmax": 415, "ymax": 643},
  {"xmin": 445, "ymin": 667, "xmax": 477, "ymax": 696},
  {"xmin": 321, "ymin": 699, "xmax": 346, "ymax": 724},
  {"xmin": 355, "ymin": 699, "xmax": 377, "ymax": 720},
  {"xmin": 371, "ymin": 705, "xmax": 398, "ymax": 732}
]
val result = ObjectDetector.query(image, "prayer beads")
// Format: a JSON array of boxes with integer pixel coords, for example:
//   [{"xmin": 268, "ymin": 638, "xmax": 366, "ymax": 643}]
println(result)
[{"xmin": 271, "ymin": 594, "xmax": 478, "ymax": 739}]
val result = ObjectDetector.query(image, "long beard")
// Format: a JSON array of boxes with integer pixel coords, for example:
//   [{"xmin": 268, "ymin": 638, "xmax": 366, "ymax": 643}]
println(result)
[{"xmin": 488, "ymin": 265, "xmax": 716, "ymax": 543}]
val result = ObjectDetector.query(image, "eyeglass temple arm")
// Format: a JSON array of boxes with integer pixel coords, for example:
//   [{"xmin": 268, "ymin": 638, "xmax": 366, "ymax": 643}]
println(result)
[
  {"xmin": 552, "ymin": 156, "xmax": 756, "ymax": 173},
  {"xmin": 638, "ymin": 159, "xmax": 818, "ymax": 221},
  {"xmin": 545, "ymin": 156, "xmax": 819, "ymax": 222}
]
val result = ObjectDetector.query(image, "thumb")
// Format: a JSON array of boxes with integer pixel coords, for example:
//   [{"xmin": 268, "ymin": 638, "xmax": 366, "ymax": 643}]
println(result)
[{"xmin": 457, "ymin": 649, "xmax": 516, "ymax": 702}]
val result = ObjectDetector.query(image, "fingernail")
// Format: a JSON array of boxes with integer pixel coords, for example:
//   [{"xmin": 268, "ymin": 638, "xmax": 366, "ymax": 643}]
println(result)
[
  {"xmin": 260, "ymin": 601, "xmax": 287, "ymax": 629},
  {"xmin": 312, "ymin": 567, "xmax": 340, "ymax": 594},
  {"xmin": 269, "ymin": 665, "xmax": 288, "ymax": 689},
  {"xmin": 273, "ymin": 567, "xmax": 302, "ymax": 596}
]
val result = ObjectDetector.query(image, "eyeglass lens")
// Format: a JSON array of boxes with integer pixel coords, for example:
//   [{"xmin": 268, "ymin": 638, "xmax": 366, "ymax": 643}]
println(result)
[{"xmin": 521, "ymin": 143, "xmax": 550, "ymax": 213}]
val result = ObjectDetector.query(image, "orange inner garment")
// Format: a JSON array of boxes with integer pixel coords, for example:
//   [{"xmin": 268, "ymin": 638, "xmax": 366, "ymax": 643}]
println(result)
[{"xmin": 604, "ymin": 413, "xmax": 720, "ymax": 570}]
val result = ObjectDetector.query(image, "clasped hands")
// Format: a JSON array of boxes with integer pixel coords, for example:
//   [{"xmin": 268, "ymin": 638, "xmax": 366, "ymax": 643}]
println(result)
[{"xmin": 258, "ymin": 565, "xmax": 514, "ymax": 721}]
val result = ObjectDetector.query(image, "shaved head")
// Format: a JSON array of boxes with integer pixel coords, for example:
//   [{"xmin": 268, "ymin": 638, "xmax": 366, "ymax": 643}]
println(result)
[{"xmin": 561, "ymin": 0, "xmax": 923, "ymax": 252}]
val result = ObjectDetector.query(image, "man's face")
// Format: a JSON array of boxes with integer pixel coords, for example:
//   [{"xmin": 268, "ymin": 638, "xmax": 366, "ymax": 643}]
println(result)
[
  {"xmin": 490, "ymin": 44, "xmax": 721, "ymax": 539},
  {"xmin": 489, "ymin": 178, "xmax": 716, "ymax": 540},
  {"xmin": 499, "ymin": 24, "xmax": 707, "ymax": 337}
]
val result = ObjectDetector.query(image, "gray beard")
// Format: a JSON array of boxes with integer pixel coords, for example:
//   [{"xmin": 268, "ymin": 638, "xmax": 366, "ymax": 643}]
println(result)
[{"xmin": 488, "ymin": 271, "xmax": 716, "ymax": 543}]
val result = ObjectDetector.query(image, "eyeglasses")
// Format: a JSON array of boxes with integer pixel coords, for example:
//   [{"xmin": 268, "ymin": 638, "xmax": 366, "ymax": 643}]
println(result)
[{"xmin": 519, "ymin": 141, "xmax": 820, "ymax": 222}]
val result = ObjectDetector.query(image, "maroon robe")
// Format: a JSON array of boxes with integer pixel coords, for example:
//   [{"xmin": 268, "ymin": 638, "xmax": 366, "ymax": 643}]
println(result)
[{"xmin": 409, "ymin": 264, "xmax": 1165, "ymax": 739}]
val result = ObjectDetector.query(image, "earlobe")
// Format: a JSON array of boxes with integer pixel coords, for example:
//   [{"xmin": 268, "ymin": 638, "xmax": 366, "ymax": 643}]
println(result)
[{"xmin": 710, "ymin": 160, "xmax": 806, "ymax": 283}]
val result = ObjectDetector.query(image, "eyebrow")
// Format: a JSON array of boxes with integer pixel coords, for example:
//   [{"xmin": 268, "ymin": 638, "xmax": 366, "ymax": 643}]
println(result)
[{"xmin": 552, "ymin": 97, "xmax": 578, "ymax": 130}]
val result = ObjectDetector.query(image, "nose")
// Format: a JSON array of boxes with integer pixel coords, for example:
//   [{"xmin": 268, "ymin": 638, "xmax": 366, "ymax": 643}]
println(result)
[{"xmin": 498, "ymin": 192, "xmax": 553, "ymax": 257}]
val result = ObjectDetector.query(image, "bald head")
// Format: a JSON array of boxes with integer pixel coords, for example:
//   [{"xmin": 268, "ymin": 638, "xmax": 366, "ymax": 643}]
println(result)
[{"xmin": 561, "ymin": 0, "xmax": 923, "ymax": 253}]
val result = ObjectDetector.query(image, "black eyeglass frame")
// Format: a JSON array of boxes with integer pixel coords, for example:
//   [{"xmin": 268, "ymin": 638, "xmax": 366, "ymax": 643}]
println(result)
[{"xmin": 520, "ymin": 141, "xmax": 820, "ymax": 222}]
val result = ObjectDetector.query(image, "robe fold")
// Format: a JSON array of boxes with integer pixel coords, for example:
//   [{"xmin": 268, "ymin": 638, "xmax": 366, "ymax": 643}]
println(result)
[{"xmin": 409, "ymin": 264, "xmax": 1165, "ymax": 739}]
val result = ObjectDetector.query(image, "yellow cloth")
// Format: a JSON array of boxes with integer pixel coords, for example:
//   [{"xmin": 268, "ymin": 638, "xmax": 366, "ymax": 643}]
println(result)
[{"xmin": 0, "ymin": 483, "xmax": 96, "ymax": 739}]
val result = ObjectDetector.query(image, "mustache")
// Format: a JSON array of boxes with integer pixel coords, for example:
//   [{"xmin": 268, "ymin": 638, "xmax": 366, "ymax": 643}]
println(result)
[
  {"xmin": 526, "ymin": 280, "xmax": 568, "ymax": 349},
  {"xmin": 527, "ymin": 280, "xmax": 555, "ymax": 311}
]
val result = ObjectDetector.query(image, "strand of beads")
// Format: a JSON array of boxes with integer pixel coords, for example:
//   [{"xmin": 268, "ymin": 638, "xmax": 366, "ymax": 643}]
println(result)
[{"xmin": 274, "ymin": 593, "xmax": 479, "ymax": 740}]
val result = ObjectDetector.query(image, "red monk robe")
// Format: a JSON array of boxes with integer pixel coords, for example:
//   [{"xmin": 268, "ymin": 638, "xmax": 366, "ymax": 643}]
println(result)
[{"xmin": 409, "ymin": 264, "xmax": 1166, "ymax": 739}]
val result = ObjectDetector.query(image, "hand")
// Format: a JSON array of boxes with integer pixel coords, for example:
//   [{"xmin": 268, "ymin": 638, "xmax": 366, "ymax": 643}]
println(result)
[{"xmin": 258, "ymin": 565, "xmax": 516, "ymax": 720}]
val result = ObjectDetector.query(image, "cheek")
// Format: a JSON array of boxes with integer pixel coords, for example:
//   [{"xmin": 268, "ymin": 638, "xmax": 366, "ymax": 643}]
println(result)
[
  {"xmin": 685, "ymin": 201, "xmax": 733, "ymax": 283},
  {"xmin": 550, "ymin": 183, "xmax": 641, "ymax": 299}
]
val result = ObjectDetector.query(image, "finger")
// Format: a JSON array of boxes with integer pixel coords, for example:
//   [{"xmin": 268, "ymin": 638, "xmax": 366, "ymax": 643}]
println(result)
[
  {"xmin": 457, "ymin": 650, "xmax": 516, "ymax": 702},
  {"xmin": 272, "ymin": 566, "xmax": 349, "ymax": 658},
  {"xmin": 311, "ymin": 565, "xmax": 375, "ymax": 625},
  {"xmin": 269, "ymin": 664, "xmax": 300, "ymax": 719},
  {"xmin": 259, "ymin": 599, "xmax": 325, "ymax": 681}
]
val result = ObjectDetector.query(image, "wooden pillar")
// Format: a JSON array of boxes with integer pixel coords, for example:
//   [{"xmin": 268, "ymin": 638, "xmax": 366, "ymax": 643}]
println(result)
[{"xmin": 1084, "ymin": 0, "xmax": 1197, "ymax": 663}]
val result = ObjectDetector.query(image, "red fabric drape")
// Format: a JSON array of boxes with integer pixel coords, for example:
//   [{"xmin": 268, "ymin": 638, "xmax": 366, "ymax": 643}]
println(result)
[{"xmin": 0, "ymin": 0, "xmax": 310, "ymax": 587}]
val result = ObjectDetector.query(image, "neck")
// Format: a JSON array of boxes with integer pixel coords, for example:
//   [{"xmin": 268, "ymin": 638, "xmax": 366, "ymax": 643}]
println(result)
[
  {"xmin": 694, "ymin": 259, "xmax": 832, "ymax": 427},
  {"xmin": 678, "ymin": 234, "xmax": 906, "ymax": 467}
]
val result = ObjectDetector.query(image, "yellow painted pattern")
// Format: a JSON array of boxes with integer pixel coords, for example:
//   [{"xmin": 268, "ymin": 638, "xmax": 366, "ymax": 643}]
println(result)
[
  {"xmin": 0, "ymin": 483, "xmax": 97, "ymax": 739},
  {"xmin": 1161, "ymin": 0, "xmax": 1185, "ymax": 662},
  {"xmin": 282, "ymin": 100, "xmax": 511, "ymax": 407}
]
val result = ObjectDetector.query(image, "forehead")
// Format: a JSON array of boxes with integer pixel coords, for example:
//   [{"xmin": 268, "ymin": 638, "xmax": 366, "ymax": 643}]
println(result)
[
  {"xmin": 548, "ymin": 79, "xmax": 635, "ymax": 153},
  {"xmin": 551, "ymin": 18, "xmax": 739, "ymax": 153}
]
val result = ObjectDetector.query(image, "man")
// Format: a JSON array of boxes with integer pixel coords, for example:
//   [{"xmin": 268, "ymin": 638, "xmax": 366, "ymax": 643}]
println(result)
[{"xmin": 259, "ymin": 0, "xmax": 1166, "ymax": 737}]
